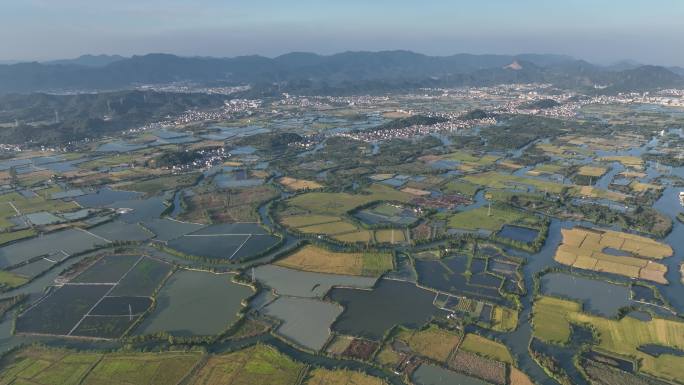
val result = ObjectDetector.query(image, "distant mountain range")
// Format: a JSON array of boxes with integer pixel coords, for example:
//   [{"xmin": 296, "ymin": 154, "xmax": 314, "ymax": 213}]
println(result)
[
  {"xmin": 44, "ymin": 54, "xmax": 126, "ymax": 67},
  {"xmin": 0, "ymin": 51, "xmax": 681, "ymax": 95}
]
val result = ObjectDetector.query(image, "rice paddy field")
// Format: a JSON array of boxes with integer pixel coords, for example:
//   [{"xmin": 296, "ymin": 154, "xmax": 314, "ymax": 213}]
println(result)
[
  {"xmin": 4, "ymin": 77, "xmax": 684, "ymax": 385},
  {"xmin": 304, "ymin": 369, "xmax": 386, "ymax": 385},
  {"xmin": 188, "ymin": 344, "xmax": 306, "ymax": 385},
  {"xmin": 533, "ymin": 295, "xmax": 684, "ymax": 382},
  {"xmin": 394, "ymin": 325, "xmax": 462, "ymax": 362},
  {"xmin": 463, "ymin": 171, "xmax": 567, "ymax": 194},
  {"xmin": 447, "ymin": 204, "xmax": 542, "ymax": 232},
  {"xmin": 599, "ymin": 155, "xmax": 645, "ymax": 169},
  {"xmin": 578, "ymin": 165, "xmax": 608, "ymax": 177},
  {"xmin": 278, "ymin": 176, "xmax": 324, "ymax": 191},
  {"xmin": 459, "ymin": 334, "xmax": 514, "ymax": 364},
  {"xmin": 553, "ymin": 227, "xmax": 673, "ymax": 283},
  {"xmin": 275, "ymin": 245, "xmax": 393, "ymax": 277},
  {"xmin": 286, "ymin": 184, "xmax": 410, "ymax": 216},
  {"xmin": 0, "ymin": 345, "xmax": 307, "ymax": 385},
  {"xmin": 116, "ymin": 172, "xmax": 200, "ymax": 195}
]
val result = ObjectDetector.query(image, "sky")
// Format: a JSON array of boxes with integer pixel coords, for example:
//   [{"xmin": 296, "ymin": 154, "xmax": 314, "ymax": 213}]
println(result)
[{"xmin": 2, "ymin": 0, "xmax": 684, "ymax": 66}]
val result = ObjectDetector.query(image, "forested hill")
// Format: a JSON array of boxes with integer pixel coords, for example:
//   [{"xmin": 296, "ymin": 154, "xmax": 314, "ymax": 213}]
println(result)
[{"xmin": 0, "ymin": 51, "xmax": 680, "ymax": 95}]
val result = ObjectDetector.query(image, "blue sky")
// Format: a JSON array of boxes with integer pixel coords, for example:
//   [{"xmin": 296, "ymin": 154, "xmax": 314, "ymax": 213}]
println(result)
[{"xmin": 2, "ymin": 0, "xmax": 683, "ymax": 65}]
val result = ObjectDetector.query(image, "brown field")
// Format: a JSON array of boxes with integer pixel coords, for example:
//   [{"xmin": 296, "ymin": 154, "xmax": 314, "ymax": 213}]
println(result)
[
  {"xmin": 448, "ymin": 350, "xmax": 506, "ymax": 385},
  {"xmin": 510, "ymin": 368, "xmax": 535, "ymax": 385},
  {"xmin": 275, "ymin": 245, "xmax": 393, "ymax": 277},
  {"xmin": 278, "ymin": 177, "xmax": 323, "ymax": 191},
  {"xmin": 342, "ymin": 339, "xmax": 379, "ymax": 361},
  {"xmin": 554, "ymin": 227, "xmax": 671, "ymax": 283},
  {"xmin": 400, "ymin": 187, "xmax": 430, "ymax": 196},
  {"xmin": 304, "ymin": 368, "xmax": 386, "ymax": 385}
]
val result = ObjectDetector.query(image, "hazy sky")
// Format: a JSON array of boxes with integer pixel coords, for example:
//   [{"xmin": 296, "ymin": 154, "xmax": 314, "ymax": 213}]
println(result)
[{"xmin": 3, "ymin": 0, "xmax": 684, "ymax": 65}]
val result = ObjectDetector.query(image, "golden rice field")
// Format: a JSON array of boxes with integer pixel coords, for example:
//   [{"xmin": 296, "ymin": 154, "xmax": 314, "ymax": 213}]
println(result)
[
  {"xmin": 278, "ymin": 176, "xmax": 323, "ymax": 191},
  {"xmin": 275, "ymin": 245, "xmax": 393, "ymax": 277},
  {"xmin": 304, "ymin": 368, "xmax": 386, "ymax": 385},
  {"xmin": 491, "ymin": 306, "xmax": 519, "ymax": 332},
  {"xmin": 509, "ymin": 368, "xmax": 535, "ymax": 385},
  {"xmin": 0, "ymin": 347, "xmax": 203, "ymax": 385},
  {"xmin": 572, "ymin": 186, "xmax": 628, "ymax": 202},
  {"xmin": 599, "ymin": 155, "xmax": 645, "ymax": 169},
  {"xmin": 630, "ymin": 181, "xmax": 663, "ymax": 193},
  {"xmin": 374, "ymin": 229, "xmax": 407, "ymax": 244},
  {"xmin": 577, "ymin": 165, "xmax": 608, "ymax": 177},
  {"xmin": 553, "ymin": 227, "xmax": 672, "ymax": 283}
]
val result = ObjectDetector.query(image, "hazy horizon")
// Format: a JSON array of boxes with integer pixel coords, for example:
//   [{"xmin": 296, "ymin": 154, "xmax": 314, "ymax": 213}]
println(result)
[{"xmin": 2, "ymin": 0, "xmax": 684, "ymax": 66}]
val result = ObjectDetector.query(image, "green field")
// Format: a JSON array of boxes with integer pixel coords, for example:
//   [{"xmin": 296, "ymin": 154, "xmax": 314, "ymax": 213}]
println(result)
[
  {"xmin": 0, "ymin": 270, "xmax": 29, "ymax": 290},
  {"xmin": 532, "ymin": 295, "xmax": 684, "ymax": 382},
  {"xmin": 394, "ymin": 325, "xmax": 462, "ymax": 363},
  {"xmin": 491, "ymin": 306, "xmax": 519, "ymax": 332},
  {"xmin": 0, "ymin": 191, "xmax": 78, "ymax": 216},
  {"xmin": 0, "ymin": 229, "xmax": 36, "ymax": 245},
  {"xmin": 463, "ymin": 171, "xmax": 567, "ymax": 194},
  {"xmin": 189, "ymin": 344, "xmax": 305, "ymax": 385},
  {"xmin": 286, "ymin": 184, "xmax": 409, "ymax": 216},
  {"xmin": 459, "ymin": 334, "xmax": 514, "ymax": 364},
  {"xmin": 0, "ymin": 345, "xmax": 305, "ymax": 385},
  {"xmin": 0, "ymin": 347, "xmax": 201, "ymax": 385},
  {"xmin": 441, "ymin": 180, "xmax": 480, "ymax": 197},
  {"xmin": 304, "ymin": 368, "xmax": 386, "ymax": 385},
  {"xmin": 447, "ymin": 205, "xmax": 541, "ymax": 232},
  {"xmin": 117, "ymin": 172, "xmax": 200, "ymax": 194},
  {"xmin": 276, "ymin": 245, "xmax": 393, "ymax": 277},
  {"xmin": 532, "ymin": 296, "xmax": 581, "ymax": 344},
  {"xmin": 444, "ymin": 150, "xmax": 500, "ymax": 166}
]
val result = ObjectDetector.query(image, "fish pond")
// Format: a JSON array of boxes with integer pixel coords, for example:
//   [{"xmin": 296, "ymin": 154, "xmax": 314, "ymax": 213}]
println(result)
[
  {"xmin": 261, "ymin": 296, "xmax": 342, "ymax": 351},
  {"xmin": 327, "ymin": 279, "xmax": 440, "ymax": 340},
  {"xmin": 541, "ymin": 272, "xmax": 631, "ymax": 317},
  {"xmin": 253, "ymin": 264, "xmax": 377, "ymax": 298},
  {"xmin": 412, "ymin": 364, "xmax": 491, "ymax": 385},
  {"xmin": 134, "ymin": 269, "xmax": 252, "ymax": 337}
]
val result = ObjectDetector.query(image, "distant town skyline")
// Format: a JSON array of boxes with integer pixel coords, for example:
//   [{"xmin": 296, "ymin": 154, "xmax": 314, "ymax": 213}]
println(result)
[{"xmin": 2, "ymin": 0, "xmax": 683, "ymax": 66}]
